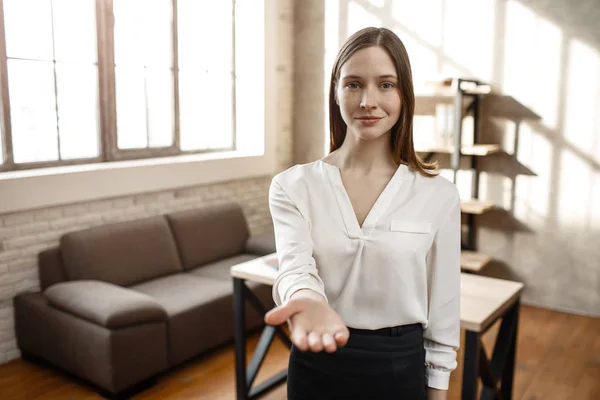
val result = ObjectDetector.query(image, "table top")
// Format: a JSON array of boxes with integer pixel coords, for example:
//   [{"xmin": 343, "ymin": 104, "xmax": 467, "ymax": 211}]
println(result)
[
  {"xmin": 231, "ymin": 253, "xmax": 279, "ymax": 286},
  {"xmin": 231, "ymin": 254, "xmax": 524, "ymax": 333},
  {"xmin": 460, "ymin": 273, "xmax": 524, "ymax": 332}
]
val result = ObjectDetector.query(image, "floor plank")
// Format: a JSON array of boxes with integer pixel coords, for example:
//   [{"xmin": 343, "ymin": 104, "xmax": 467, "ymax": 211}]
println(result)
[{"xmin": 0, "ymin": 304, "xmax": 597, "ymax": 400}]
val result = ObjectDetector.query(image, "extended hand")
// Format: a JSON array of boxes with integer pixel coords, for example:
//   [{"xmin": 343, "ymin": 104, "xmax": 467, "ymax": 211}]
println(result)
[{"xmin": 264, "ymin": 289, "xmax": 349, "ymax": 353}]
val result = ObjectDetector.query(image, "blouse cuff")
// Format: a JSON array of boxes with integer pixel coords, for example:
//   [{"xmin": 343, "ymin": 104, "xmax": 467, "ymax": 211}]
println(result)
[
  {"xmin": 284, "ymin": 284, "xmax": 328, "ymax": 304},
  {"xmin": 425, "ymin": 366, "xmax": 451, "ymax": 390}
]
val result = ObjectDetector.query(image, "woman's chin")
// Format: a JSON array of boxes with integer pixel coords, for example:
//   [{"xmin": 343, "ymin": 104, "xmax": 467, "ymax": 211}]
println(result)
[{"xmin": 353, "ymin": 129, "xmax": 390, "ymax": 142}]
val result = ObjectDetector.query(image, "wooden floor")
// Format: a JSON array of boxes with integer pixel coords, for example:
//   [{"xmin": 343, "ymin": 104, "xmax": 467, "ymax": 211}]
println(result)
[{"xmin": 0, "ymin": 304, "xmax": 598, "ymax": 399}]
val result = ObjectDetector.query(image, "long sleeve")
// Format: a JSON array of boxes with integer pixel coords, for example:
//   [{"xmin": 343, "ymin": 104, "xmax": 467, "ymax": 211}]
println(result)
[
  {"xmin": 268, "ymin": 178, "xmax": 327, "ymax": 306},
  {"xmin": 423, "ymin": 190, "xmax": 461, "ymax": 390}
]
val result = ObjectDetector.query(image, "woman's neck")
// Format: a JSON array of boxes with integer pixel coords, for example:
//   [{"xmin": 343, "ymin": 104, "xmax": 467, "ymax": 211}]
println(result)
[{"xmin": 330, "ymin": 132, "xmax": 396, "ymax": 174}]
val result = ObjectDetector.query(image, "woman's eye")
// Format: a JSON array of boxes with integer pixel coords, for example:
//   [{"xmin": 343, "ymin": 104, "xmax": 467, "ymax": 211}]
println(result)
[
  {"xmin": 381, "ymin": 82, "xmax": 394, "ymax": 89},
  {"xmin": 347, "ymin": 83, "xmax": 360, "ymax": 89}
]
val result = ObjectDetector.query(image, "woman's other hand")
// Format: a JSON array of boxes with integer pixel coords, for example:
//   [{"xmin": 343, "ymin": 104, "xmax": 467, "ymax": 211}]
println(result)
[{"xmin": 264, "ymin": 289, "xmax": 349, "ymax": 353}]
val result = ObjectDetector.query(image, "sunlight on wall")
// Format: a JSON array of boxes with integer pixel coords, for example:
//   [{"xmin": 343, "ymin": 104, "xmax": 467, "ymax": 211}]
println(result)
[
  {"xmin": 479, "ymin": 172, "xmax": 513, "ymax": 210},
  {"xmin": 563, "ymin": 39, "xmax": 599, "ymax": 158},
  {"xmin": 515, "ymin": 123, "xmax": 552, "ymax": 221},
  {"xmin": 504, "ymin": 0, "xmax": 562, "ymax": 130},
  {"xmin": 366, "ymin": 0, "xmax": 384, "ymax": 7},
  {"xmin": 347, "ymin": 1, "xmax": 381, "ymax": 37},
  {"xmin": 593, "ymin": 168, "xmax": 600, "ymax": 228},
  {"xmin": 558, "ymin": 149, "xmax": 594, "ymax": 229},
  {"xmin": 397, "ymin": 35, "xmax": 439, "ymax": 92},
  {"xmin": 391, "ymin": 0, "xmax": 443, "ymax": 48},
  {"xmin": 440, "ymin": 0, "xmax": 494, "ymax": 81},
  {"xmin": 390, "ymin": 0, "xmax": 442, "ymax": 90}
]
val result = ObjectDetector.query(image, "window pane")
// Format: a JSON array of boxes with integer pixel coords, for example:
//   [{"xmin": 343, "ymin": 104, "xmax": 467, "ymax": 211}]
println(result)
[
  {"xmin": 8, "ymin": 60, "xmax": 58, "ymax": 163},
  {"xmin": 113, "ymin": 0, "xmax": 172, "ymax": 67},
  {"xmin": 52, "ymin": 0, "xmax": 97, "ymax": 63},
  {"xmin": 177, "ymin": 0, "xmax": 232, "ymax": 70},
  {"xmin": 56, "ymin": 63, "xmax": 100, "ymax": 159},
  {"xmin": 115, "ymin": 66, "xmax": 147, "ymax": 149},
  {"xmin": 3, "ymin": 0, "xmax": 54, "ymax": 60},
  {"xmin": 147, "ymin": 68, "xmax": 173, "ymax": 147},
  {"xmin": 178, "ymin": 0, "xmax": 234, "ymax": 151},
  {"xmin": 179, "ymin": 70, "xmax": 233, "ymax": 151}
]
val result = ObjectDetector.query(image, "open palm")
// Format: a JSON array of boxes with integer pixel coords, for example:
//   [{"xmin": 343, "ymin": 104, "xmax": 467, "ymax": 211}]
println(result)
[{"xmin": 264, "ymin": 290, "xmax": 349, "ymax": 353}]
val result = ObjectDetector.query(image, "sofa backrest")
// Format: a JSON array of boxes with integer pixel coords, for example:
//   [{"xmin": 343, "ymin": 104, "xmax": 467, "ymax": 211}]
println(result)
[
  {"xmin": 166, "ymin": 202, "xmax": 250, "ymax": 270},
  {"xmin": 38, "ymin": 247, "xmax": 68, "ymax": 290},
  {"xmin": 60, "ymin": 216, "xmax": 183, "ymax": 287}
]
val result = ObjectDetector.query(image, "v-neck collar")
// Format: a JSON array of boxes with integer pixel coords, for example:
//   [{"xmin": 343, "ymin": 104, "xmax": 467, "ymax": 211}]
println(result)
[{"xmin": 318, "ymin": 160, "xmax": 408, "ymax": 239}]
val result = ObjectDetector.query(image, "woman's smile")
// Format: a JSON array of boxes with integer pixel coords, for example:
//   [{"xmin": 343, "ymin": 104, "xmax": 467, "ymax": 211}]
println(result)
[{"xmin": 356, "ymin": 116, "xmax": 383, "ymax": 126}]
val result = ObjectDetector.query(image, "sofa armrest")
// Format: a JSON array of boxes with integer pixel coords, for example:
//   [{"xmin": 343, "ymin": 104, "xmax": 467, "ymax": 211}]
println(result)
[
  {"xmin": 44, "ymin": 280, "xmax": 167, "ymax": 329},
  {"xmin": 244, "ymin": 231, "xmax": 276, "ymax": 256}
]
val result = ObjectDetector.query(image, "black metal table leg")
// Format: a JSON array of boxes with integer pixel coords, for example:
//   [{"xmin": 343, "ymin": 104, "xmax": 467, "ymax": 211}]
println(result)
[
  {"xmin": 462, "ymin": 300, "xmax": 521, "ymax": 400},
  {"xmin": 233, "ymin": 277, "xmax": 289, "ymax": 400},
  {"xmin": 463, "ymin": 330, "xmax": 481, "ymax": 400},
  {"xmin": 500, "ymin": 301, "xmax": 520, "ymax": 400},
  {"xmin": 233, "ymin": 278, "xmax": 248, "ymax": 400}
]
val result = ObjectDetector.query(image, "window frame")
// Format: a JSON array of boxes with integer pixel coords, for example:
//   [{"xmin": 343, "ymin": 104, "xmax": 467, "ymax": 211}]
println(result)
[{"xmin": 0, "ymin": 0, "xmax": 237, "ymax": 172}]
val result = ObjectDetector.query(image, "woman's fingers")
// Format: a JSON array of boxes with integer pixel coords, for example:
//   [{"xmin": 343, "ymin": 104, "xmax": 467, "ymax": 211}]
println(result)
[
  {"xmin": 266, "ymin": 299, "xmax": 350, "ymax": 353},
  {"xmin": 334, "ymin": 329, "xmax": 349, "ymax": 347},
  {"xmin": 307, "ymin": 331, "xmax": 324, "ymax": 352},
  {"xmin": 321, "ymin": 332, "xmax": 337, "ymax": 353},
  {"xmin": 290, "ymin": 324, "xmax": 309, "ymax": 351}
]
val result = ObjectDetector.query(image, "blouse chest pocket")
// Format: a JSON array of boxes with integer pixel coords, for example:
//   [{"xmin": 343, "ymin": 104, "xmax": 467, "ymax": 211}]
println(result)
[
  {"xmin": 384, "ymin": 220, "xmax": 434, "ymax": 257},
  {"xmin": 390, "ymin": 220, "xmax": 431, "ymax": 234}
]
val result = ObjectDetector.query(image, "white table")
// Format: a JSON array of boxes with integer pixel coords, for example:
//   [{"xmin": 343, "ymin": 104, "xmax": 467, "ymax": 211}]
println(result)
[{"xmin": 231, "ymin": 254, "xmax": 524, "ymax": 399}]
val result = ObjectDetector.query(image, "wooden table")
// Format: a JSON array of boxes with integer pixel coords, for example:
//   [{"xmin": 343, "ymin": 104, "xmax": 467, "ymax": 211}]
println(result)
[
  {"xmin": 460, "ymin": 273, "xmax": 524, "ymax": 399},
  {"xmin": 231, "ymin": 255, "xmax": 286, "ymax": 400},
  {"xmin": 231, "ymin": 254, "xmax": 524, "ymax": 400}
]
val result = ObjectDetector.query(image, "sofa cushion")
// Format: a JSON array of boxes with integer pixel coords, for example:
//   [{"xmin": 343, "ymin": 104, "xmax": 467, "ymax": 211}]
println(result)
[
  {"xmin": 166, "ymin": 202, "xmax": 250, "ymax": 270},
  {"xmin": 60, "ymin": 216, "xmax": 183, "ymax": 286},
  {"xmin": 130, "ymin": 274, "xmax": 232, "ymax": 317},
  {"xmin": 187, "ymin": 254, "xmax": 258, "ymax": 281},
  {"xmin": 130, "ymin": 273, "xmax": 272, "ymax": 366},
  {"xmin": 45, "ymin": 281, "xmax": 167, "ymax": 328}
]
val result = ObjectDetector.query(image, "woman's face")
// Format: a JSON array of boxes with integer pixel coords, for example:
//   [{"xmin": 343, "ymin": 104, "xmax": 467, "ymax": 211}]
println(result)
[{"xmin": 336, "ymin": 45, "xmax": 401, "ymax": 142}]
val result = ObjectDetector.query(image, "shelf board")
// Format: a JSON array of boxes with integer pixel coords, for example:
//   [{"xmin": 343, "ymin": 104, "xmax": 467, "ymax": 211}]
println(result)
[
  {"xmin": 461, "ymin": 251, "xmax": 492, "ymax": 272},
  {"xmin": 481, "ymin": 94, "xmax": 541, "ymax": 120},
  {"xmin": 414, "ymin": 93, "xmax": 471, "ymax": 115},
  {"xmin": 415, "ymin": 90, "xmax": 541, "ymax": 121},
  {"xmin": 460, "ymin": 199, "xmax": 495, "ymax": 215},
  {"xmin": 416, "ymin": 144, "xmax": 501, "ymax": 156}
]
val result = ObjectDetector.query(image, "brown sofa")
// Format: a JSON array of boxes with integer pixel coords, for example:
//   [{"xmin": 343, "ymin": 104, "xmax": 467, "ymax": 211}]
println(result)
[{"xmin": 13, "ymin": 202, "xmax": 276, "ymax": 398}]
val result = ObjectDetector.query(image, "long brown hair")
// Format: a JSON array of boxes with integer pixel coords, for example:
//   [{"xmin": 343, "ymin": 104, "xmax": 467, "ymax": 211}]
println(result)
[{"xmin": 328, "ymin": 27, "xmax": 437, "ymax": 177}]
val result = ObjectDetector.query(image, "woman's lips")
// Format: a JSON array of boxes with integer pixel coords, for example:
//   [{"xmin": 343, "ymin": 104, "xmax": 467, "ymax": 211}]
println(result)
[{"xmin": 356, "ymin": 117, "xmax": 382, "ymax": 126}]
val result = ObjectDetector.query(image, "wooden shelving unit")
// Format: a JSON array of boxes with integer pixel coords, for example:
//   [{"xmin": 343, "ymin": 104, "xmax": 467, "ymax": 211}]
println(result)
[
  {"xmin": 460, "ymin": 199, "xmax": 495, "ymax": 215},
  {"xmin": 415, "ymin": 78, "xmax": 539, "ymax": 273},
  {"xmin": 415, "ymin": 144, "xmax": 501, "ymax": 156},
  {"xmin": 460, "ymin": 251, "xmax": 492, "ymax": 272}
]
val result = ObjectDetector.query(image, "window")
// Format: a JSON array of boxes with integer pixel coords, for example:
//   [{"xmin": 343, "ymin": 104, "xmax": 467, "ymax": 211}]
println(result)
[{"xmin": 0, "ymin": 0, "xmax": 237, "ymax": 172}]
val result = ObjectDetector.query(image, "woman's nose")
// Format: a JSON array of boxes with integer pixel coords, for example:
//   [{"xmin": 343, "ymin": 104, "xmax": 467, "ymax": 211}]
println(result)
[{"xmin": 360, "ymin": 86, "xmax": 376, "ymax": 109}]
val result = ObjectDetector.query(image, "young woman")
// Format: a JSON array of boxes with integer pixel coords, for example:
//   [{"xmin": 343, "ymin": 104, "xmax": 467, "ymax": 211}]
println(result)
[{"xmin": 265, "ymin": 27, "xmax": 460, "ymax": 400}]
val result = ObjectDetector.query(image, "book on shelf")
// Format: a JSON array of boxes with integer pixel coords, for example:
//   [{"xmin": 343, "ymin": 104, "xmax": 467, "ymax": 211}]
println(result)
[{"xmin": 264, "ymin": 255, "xmax": 279, "ymax": 270}]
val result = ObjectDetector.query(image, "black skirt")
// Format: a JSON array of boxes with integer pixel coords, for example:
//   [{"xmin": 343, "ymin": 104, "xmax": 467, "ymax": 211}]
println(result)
[{"xmin": 287, "ymin": 323, "xmax": 427, "ymax": 400}]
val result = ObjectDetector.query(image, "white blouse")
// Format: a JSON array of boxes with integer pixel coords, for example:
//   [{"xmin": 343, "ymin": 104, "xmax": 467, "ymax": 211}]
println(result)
[{"xmin": 268, "ymin": 160, "xmax": 461, "ymax": 390}]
